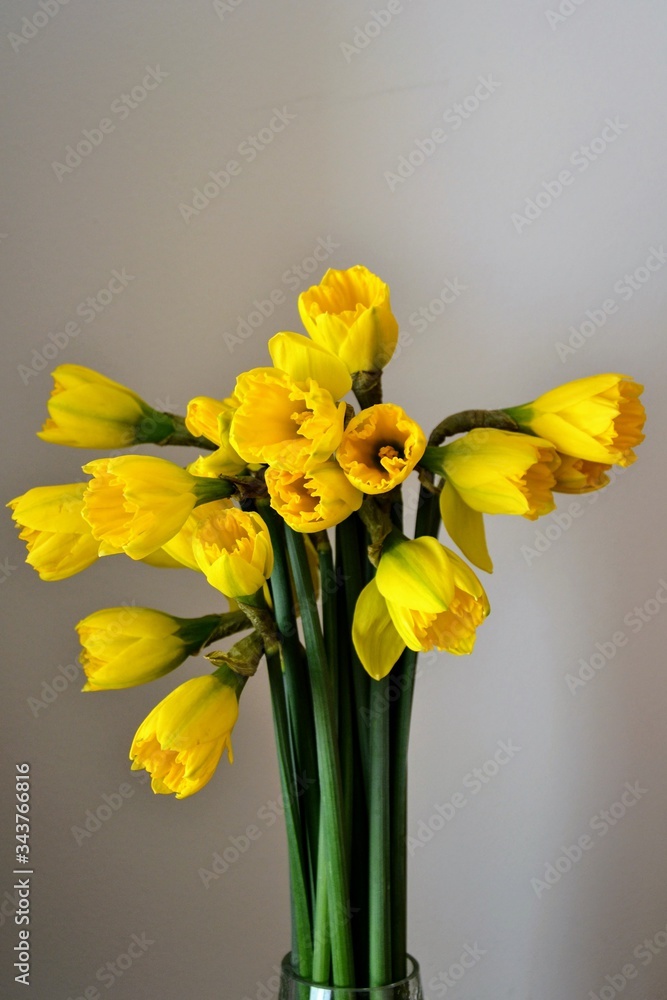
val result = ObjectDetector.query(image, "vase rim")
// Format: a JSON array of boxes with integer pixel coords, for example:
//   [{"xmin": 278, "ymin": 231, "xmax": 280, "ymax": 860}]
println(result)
[{"xmin": 280, "ymin": 953, "xmax": 421, "ymax": 991}]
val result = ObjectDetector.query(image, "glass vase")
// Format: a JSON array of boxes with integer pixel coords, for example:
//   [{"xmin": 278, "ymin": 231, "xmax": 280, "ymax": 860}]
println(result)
[{"xmin": 278, "ymin": 955, "xmax": 423, "ymax": 1000}]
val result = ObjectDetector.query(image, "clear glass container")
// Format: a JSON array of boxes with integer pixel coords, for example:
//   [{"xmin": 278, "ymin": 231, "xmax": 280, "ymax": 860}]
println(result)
[{"xmin": 278, "ymin": 955, "xmax": 423, "ymax": 1000}]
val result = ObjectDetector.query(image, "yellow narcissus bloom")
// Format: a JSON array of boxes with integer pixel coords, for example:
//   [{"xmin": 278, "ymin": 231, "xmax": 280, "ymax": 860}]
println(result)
[
  {"xmin": 552, "ymin": 454, "xmax": 611, "ymax": 493},
  {"xmin": 81, "ymin": 455, "xmax": 232, "ymax": 561},
  {"xmin": 298, "ymin": 265, "xmax": 398, "ymax": 374},
  {"xmin": 37, "ymin": 364, "xmax": 173, "ymax": 449},
  {"xmin": 265, "ymin": 461, "xmax": 363, "ymax": 533},
  {"xmin": 337, "ymin": 403, "xmax": 426, "ymax": 494},
  {"xmin": 8, "ymin": 483, "xmax": 100, "ymax": 581},
  {"xmin": 353, "ymin": 545, "xmax": 489, "ymax": 679},
  {"xmin": 192, "ymin": 506, "xmax": 273, "ymax": 599},
  {"xmin": 77, "ymin": 607, "xmax": 224, "ymax": 691},
  {"xmin": 505, "ymin": 374, "xmax": 645, "ymax": 467},
  {"xmin": 229, "ymin": 368, "xmax": 346, "ymax": 472},
  {"xmin": 422, "ymin": 428, "xmax": 560, "ymax": 573},
  {"xmin": 130, "ymin": 673, "xmax": 243, "ymax": 798}
]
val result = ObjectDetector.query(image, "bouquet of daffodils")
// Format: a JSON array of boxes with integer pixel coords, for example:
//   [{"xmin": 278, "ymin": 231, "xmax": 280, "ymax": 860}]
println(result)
[{"xmin": 9, "ymin": 266, "xmax": 645, "ymax": 991}]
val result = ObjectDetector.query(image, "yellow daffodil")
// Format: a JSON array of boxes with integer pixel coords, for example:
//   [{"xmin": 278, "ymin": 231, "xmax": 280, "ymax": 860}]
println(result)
[
  {"xmin": 229, "ymin": 368, "xmax": 346, "ymax": 471},
  {"xmin": 37, "ymin": 364, "xmax": 174, "ymax": 448},
  {"xmin": 130, "ymin": 673, "xmax": 243, "ymax": 798},
  {"xmin": 77, "ymin": 607, "xmax": 225, "ymax": 690},
  {"xmin": 81, "ymin": 455, "xmax": 232, "ymax": 561},
  {"xmin": 192, "ymin": 506, "xmax": 273, "ymax": 599},
  {"xmin": 422, "ymin": 429, "xmax": 560, "ymax": 573},
  {"xmin": 159, "ymin": 503, "xmax": 231, "ymax": 571},
  {"xmin": 8, "ymin": 483, "xmax": 100, "ymax": 581},
  {"xmin": 353, "ymin": 547, "xmax": 489, "ymax": 678},
  {"xmin": 265, "ymin": 461, "xmax": 363, "ymax": 533},
  {"xmin": 505, "ymin": 374, "xmax": 645, "ymax": 466},
  {"xmin": 298, "ymin": 265, "xmax": 398, "ymax": 374},
  {"xmin": 375, "ymin": 531, "xmax": 455, "ymax": 611},
  {"xmin": 552, "ymin": 454, "xmax": 611, "ymax": 493},
  {"xmin": 268, "ymin": 331, "xmax": 352, "ymax": 401},
  {"xmin": 337, "ymin": 403, "xmax": 426, "ymax": 494}
]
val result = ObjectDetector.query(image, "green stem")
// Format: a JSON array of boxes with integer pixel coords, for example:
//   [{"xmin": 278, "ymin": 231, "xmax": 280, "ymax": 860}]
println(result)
[
  {"xmin": 389, "ymin": 484, "xmax": 441, "ymax": 980},
  {"xmin": 265, "ymin": 648, "xmax": 313, "ymax": 979},
  {"xmin": 260, "ymin": 505, "xmax": 320, "ymax": 924},
  {"xmin": 285, "ymin": 528, "xmax": 355, "ymax": 988},
  {"xmin": 369, "ymin": 675, "xmax": 392, "ymax": 987},
  {"xmin": 311, "ymin": 810, "xmax": 331, "ymax": 983},
  {"xmin": 428, "ymin": 408, "xmax": 518, "ymax": 447}
]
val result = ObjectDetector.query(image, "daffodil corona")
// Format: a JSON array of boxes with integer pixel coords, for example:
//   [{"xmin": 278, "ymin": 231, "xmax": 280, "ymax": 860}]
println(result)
[
  {"xmin": 337, "ymin": 403, "xmax": 426, "ymax": 494},
  {"xmin": 265, "ymin": 461, "xmax": 363, "ymax": 532},
  {"xmin": 192, "ymin": 506, "xmax": 273, "ymax": 599}
]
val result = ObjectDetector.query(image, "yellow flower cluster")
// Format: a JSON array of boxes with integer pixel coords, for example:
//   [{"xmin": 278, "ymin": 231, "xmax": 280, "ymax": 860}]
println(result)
[{"xmin": 7, "ymin": 264, "xmax": 646, "ymax": 799}]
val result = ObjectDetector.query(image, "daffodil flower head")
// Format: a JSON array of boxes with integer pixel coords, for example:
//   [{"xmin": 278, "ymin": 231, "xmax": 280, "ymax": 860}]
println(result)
[
  {"xmin": 337, "ymin": 403, "xmax": 426, "ymax": 494},
  {"xmin": 192, "ymin": 505, "xmax": 273, "ymax": 599},
  {"xmin": 266, "ymin": 461, "xmax": 363, "ymax": 533},
  {"xmin": 77, "ymin": 607, "xmax": 223, "ymax": 691},
  {"xmin": 506, "ymin": 374, "xmax": 645, "ymax": 467},
  {"xmin": 37, "ymin": 364, "xmax": 173, "ymax": 449},
  {"xmin": 298, "ymin": 265, "xmax": 399, "ymax": 374},
  {"xmin": 424, "ymin": 429, "xmax": 560, "ymax": 520},
  {"xmin": 229, "ymin": 367, "xmax": 346, "ymax": 472},
  {"xmin": 130, "ymin": 674, "xmax": 242, "ymax": 798},
  {"xmin": 8, "ymin": 483, "xmax": 100, "ymax": 581}
]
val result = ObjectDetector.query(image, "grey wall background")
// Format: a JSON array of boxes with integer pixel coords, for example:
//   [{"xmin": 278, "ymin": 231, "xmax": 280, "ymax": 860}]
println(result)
[{"xmin": 2, "ymin": 2, "xmax": 667, "ymax": 998}]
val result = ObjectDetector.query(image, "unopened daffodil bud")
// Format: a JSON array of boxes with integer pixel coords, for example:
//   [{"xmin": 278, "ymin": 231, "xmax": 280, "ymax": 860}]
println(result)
[
  {"xmin": 81, "ymin": 455, "xmax": 233, "ymax": 561},
  {"xmin": 298, "ymin": 265, "xmax": 398, "ymax": 375},
  {"xmin": 229, "ymin": 367, "xmax": 346, "ymax": 471},
  {"xmin": 353, "ymin": 547, "xmax": 489, "ymax": 678},
  {"xmin": 8, "ymin": 483, "xmax": 100, "ymax": 581},
  {"xmin": 504, "ymin": 374, "xmax": 645, "ymax": 467},
  {"xmin": 185, "ymin": 396, "xmax": 249, "ymax": 478},
  {"xmin": 337, "ymin": 403, "xmax": 426, "ymax": 494},
  {"xmin": 130, "ymin": 672, "xmax": 245, "ymax": 798},
  {"xmin": 192, "ymin": 506, "xmax": 273, "ymax": 599},
  {"xmin": 552, "ymin": 454, "xmax": 611, "ymax": 493},
  {"xmin": 77, "ymin": 607, "xmax": 247, "ymax": 691},
  {"xmin": 265, "ymin": 461, "xmax": 363, "ymax": 533},
  {"xmin": 37, "ymin": 364, "xmax": 178, "ymax": 449}
]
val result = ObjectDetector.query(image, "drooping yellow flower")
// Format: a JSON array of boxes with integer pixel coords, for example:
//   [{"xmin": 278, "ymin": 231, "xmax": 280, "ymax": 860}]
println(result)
[
  {"xmin": 353, "ymin": 546, "xmax": 489, "ymax": 678},
  {"xmin": 229, "ymin": 368, "xmax": 346, "ymax": 471},
  {"xmin": 77, "ymin": 607, "xmax": 224, "ymax": 691},
  {"xmin": 386, "ymin": 549, "xmax": 489, "ymax": 656},
  {"xmin": 424, "ymin": 429, "xmax": 559, "ymax": 519},
  {"xmin": 298, "ymin": 265, "xmax": 398, "ymax": 374},
  {"xmin": 81, "ymin": 455, "xmax": 232, "ymax": 561},
  {"xmin": 192, "ymin": 505, "xmax": 273, "ymax": 598},
  {"xmin": 159, "ymin": 503, "xmax": 230, "ymax": 571},
  {"xmin": 337, "ymin": 403, "xmax": 426, "ymax": 494},
  {"xmin": 421, "ymin": 428, "xmax": 560, "ymax": 574},
  {"xmin": 37, "ymin": 364, "xmax": 173, "ymax": 449},
  {"xmin": 130, "ymin": 673, "xmax": 243, "ymax": 798},
  {"xmin": 505, "ymin": 374, "xmax": 645, "ymax": 467},
  {"xmin": 375, "ymin": 531, "xmax": 455, "ymax": 612},
  {"xmin": 8, "ymin": 483, "xmax": 100, "ymax": 581},
  {"xmin": 268, "ymin": 332, "xmax": 352, "ymax": 401},
  {"xmin": 552, "ymin": 454, "xmax": 611, "ymax": 493},
  {"xmin": 265, "ymin": 461, "xmax": 363, "ymax": 533}
]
